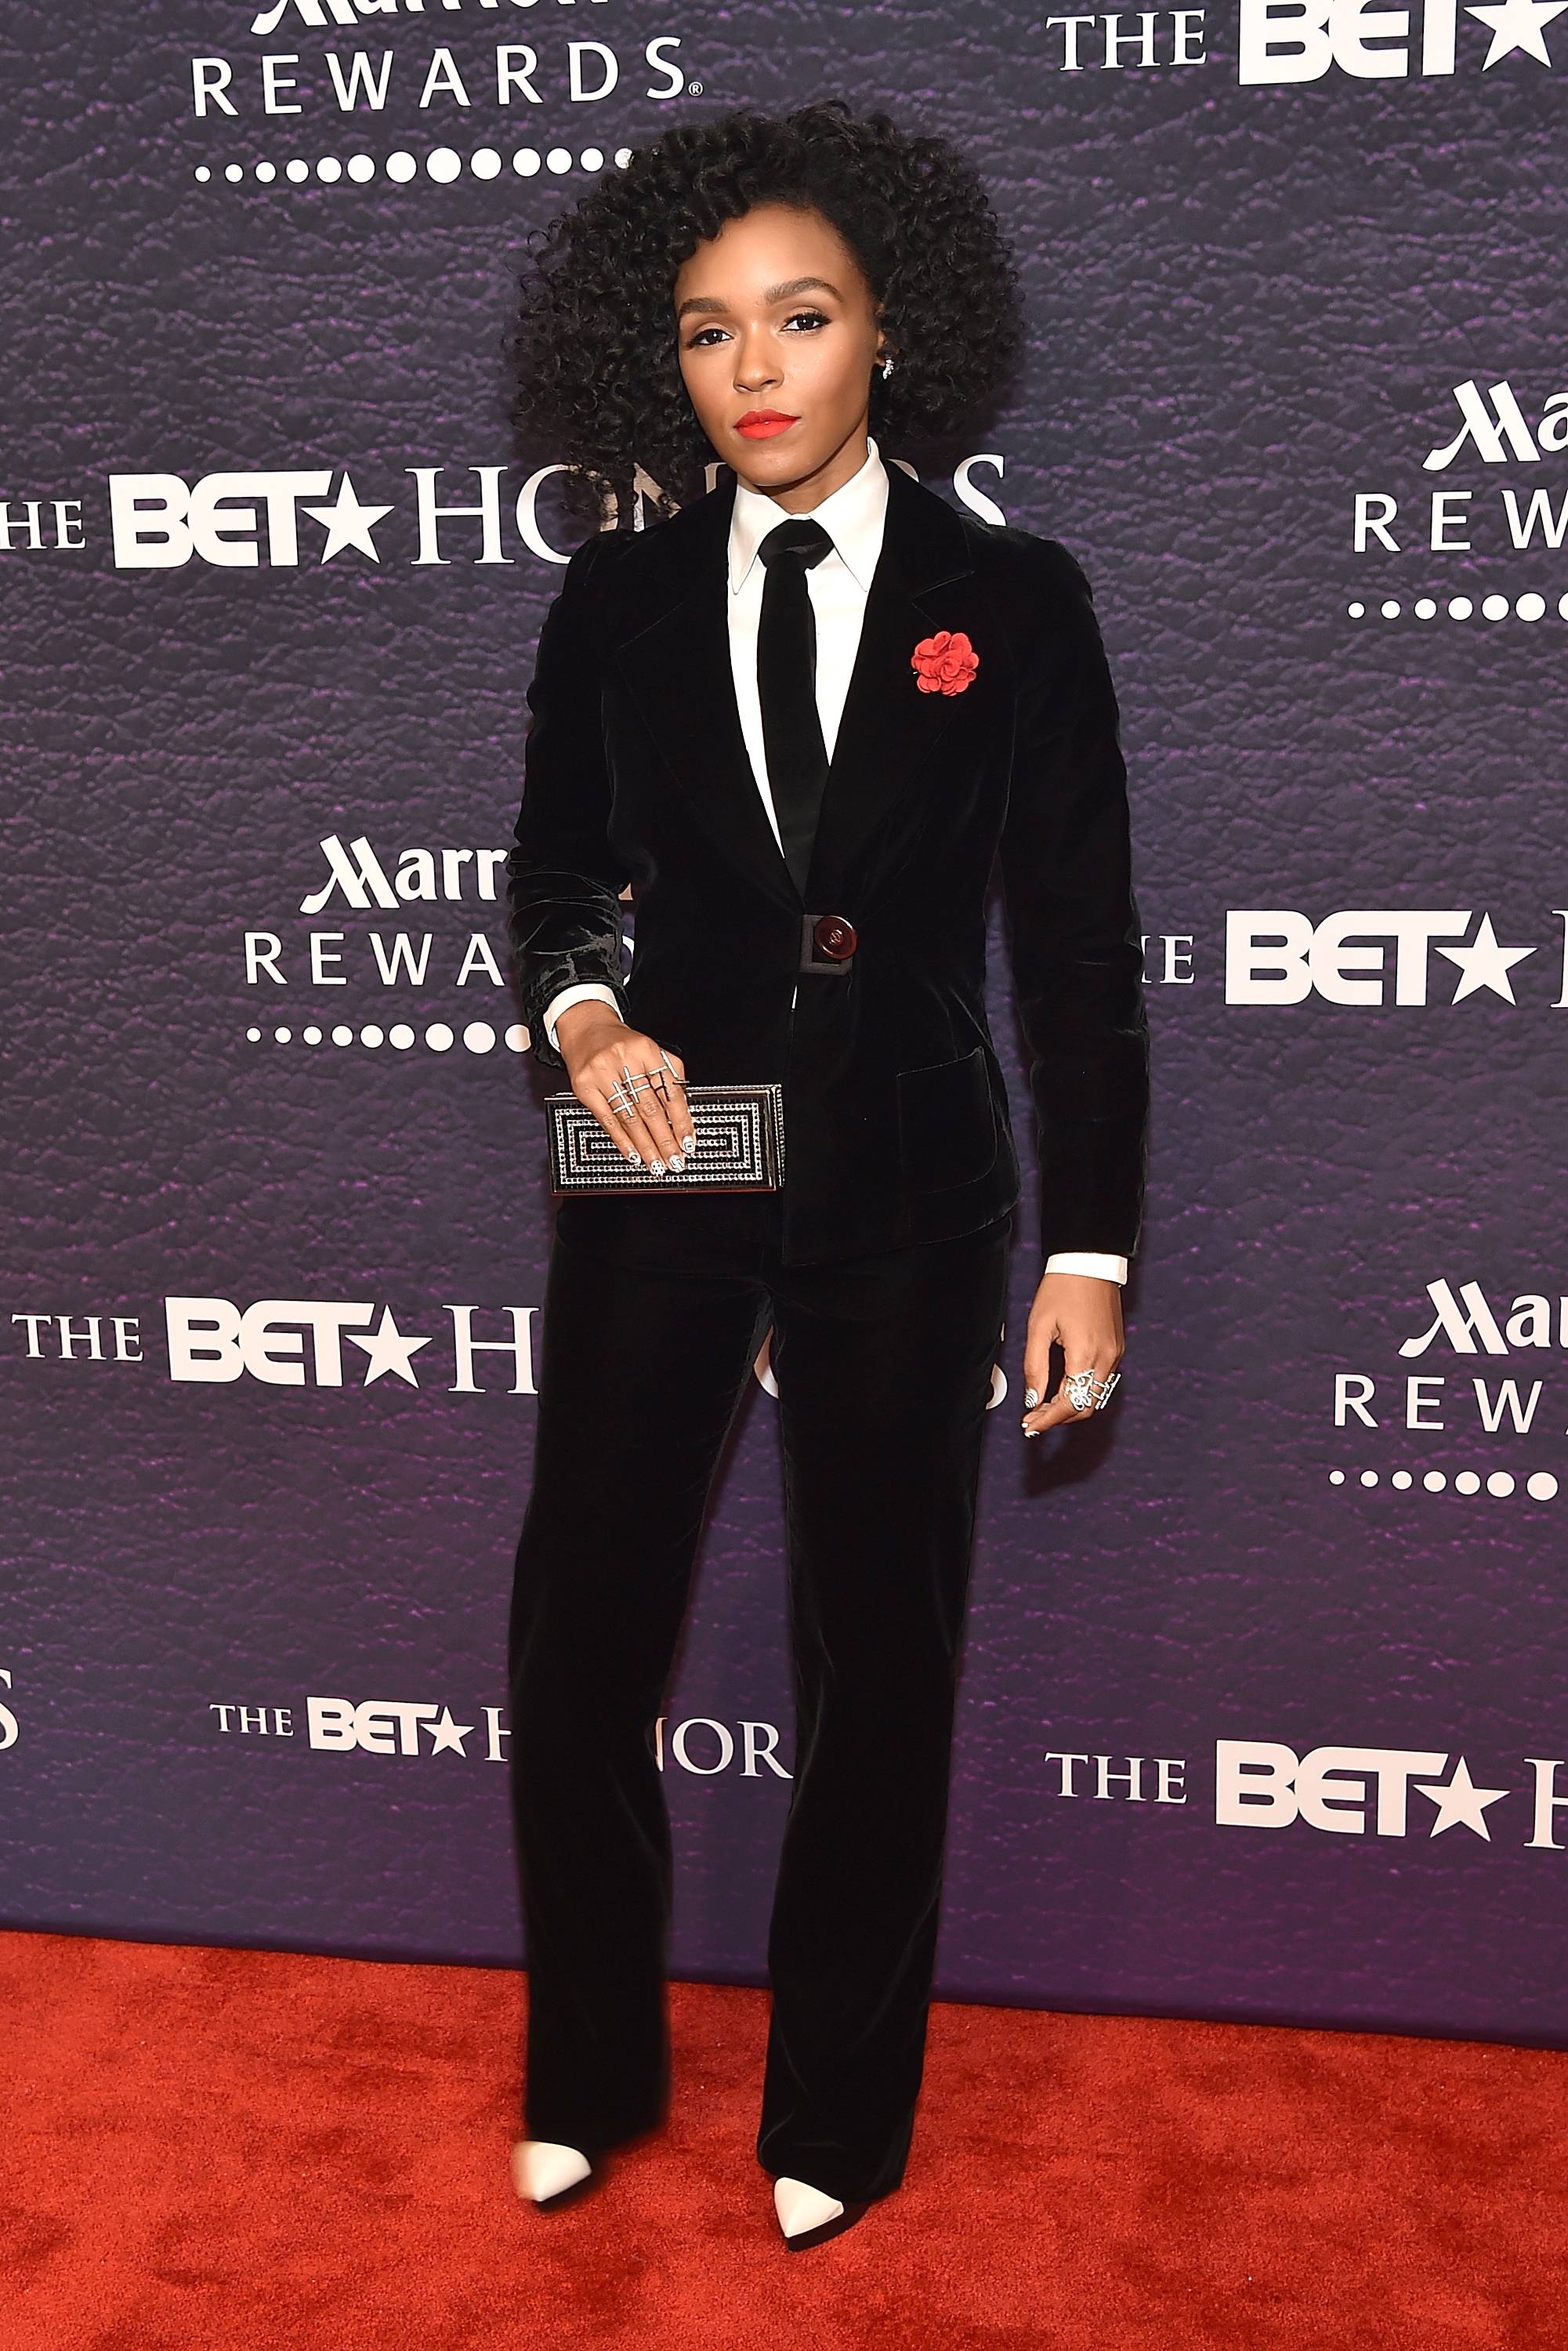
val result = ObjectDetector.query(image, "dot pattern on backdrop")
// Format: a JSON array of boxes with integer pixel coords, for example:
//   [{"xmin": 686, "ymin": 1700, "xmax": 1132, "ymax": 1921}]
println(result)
[
  {"xmin": 1328, "ymin": 1467, "xmax": 1559, "ymax": 1502},
  {"xmin": 1347, "ymin": 593, "xmax": 1566, "ymax": 621},
  {"xmin": 194, "ymin": 146, "xmax": 633, "ymax": 187},
  {"xmin": 246, "ymin": 1022, "xmax": 529, "ymax": 1055}
]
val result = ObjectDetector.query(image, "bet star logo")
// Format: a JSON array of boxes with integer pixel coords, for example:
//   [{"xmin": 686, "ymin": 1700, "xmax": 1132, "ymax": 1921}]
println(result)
[
  {"xmin": 1465, "ymin": 0, "xmax": 1568, "ymax": 64},
  {"xmin": 1417, "ymin": 1755, "xmax": 1509, "ymax": 1838},
  {"xmin": 1238, "ymin": 0, "xmax": 1568, "ymax": 83},
  {"xmin": 1433, "ymin": 913, "xmax": 1536, "ymax": 1003},
  {"xmin": 345, "ymin": 1306, "xmax": 431, "ymax": 1386},
  {"xmin": 108, "ymin": 469, "xmax": 397, "ymax": 571},
  {"xmin": 424, "ymin": 1707, "xmax": 476, "ymax": 1756},
  {"xmin": 1217, "ymin": 1741, "xmax": 1514, "ymax": 1838},
  {"xmin": 1225, "ymin": 908, "xmax": 1544, "ymax": 1008},
  {"xmin": 301, "ymin": 474, "xmax": 393, "ymax": 563}
]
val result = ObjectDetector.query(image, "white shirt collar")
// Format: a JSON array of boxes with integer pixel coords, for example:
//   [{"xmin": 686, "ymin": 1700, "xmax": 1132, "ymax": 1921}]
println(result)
[{"xmin": 727, "ymin": 434, "xmax": 888, "ymax": 597}]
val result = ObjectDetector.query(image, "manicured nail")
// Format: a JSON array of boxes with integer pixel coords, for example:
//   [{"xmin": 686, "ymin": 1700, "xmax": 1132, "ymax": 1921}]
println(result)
[
  {"xmin": 668, "ymin": 1153, "xmax": 685, "ymax": 1172},
  {"xmin": 650, "ymin": 1159, "xmax": 666, "ymax": 1176},
  {"xmin": 682, "ymin": 1134, "xmax": 696, "ymax": 1154}
]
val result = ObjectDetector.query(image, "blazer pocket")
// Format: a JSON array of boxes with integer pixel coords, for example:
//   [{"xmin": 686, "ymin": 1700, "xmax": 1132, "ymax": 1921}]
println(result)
[{"xmin": 896, "ymin": 1045, "xmax": 999, "ymax": 1193}]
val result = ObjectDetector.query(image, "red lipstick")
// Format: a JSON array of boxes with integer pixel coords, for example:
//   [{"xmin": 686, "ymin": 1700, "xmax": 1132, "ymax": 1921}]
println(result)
[{"xmin": 736, "ymin": 410, "xmax": 799, "ymax": 440}]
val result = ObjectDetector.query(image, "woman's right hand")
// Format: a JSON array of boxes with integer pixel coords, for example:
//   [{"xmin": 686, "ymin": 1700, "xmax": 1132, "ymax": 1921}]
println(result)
[{"xmin": 554, "ymin": 1002, "xmax": 694, "ymax": 1176}]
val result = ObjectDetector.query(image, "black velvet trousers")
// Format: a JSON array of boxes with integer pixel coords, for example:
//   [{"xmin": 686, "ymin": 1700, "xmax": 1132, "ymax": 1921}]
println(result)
[{"xmin": 505, "ymin": 1186, "xmax": 1012, "ymax": 2206}]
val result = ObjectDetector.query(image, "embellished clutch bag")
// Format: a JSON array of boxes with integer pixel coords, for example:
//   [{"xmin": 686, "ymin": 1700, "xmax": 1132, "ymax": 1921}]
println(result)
[{"xmin": 545, "ymin": 1081, "xmax": 786, "ymax": 1195}]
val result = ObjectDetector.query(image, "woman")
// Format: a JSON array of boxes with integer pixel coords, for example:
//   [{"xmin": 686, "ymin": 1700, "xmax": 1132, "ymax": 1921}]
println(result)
[{"xmin": 501, "ymin": 99, "xmax": 1149, "ymax": 2251}]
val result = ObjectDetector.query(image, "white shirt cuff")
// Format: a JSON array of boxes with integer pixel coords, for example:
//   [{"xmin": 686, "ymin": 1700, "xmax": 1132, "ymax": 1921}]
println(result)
[
  {"xmin": 541, "ymin": 981, "xmax": 621, "ymax": 1052},
  {"xmin": 1043, "ymin": 1251, "xmax": 1128, "ymax": 1284}
]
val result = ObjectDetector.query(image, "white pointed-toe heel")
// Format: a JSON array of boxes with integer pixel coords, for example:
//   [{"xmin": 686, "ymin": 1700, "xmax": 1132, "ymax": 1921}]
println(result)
[
  {"xmin": 510, "ymin": 2138, "xmax": 595, "ymax": 2210},
  {"xmin": 773, "ymin": 2175, "xmax": 871, "ymax": 2251}
]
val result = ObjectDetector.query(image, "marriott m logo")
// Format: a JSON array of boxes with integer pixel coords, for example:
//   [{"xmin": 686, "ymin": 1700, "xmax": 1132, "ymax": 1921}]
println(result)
[
  {"xmin": 248, "ymin": 0, "xmax": 511, "ymax": 31},
  {"xmin": 1399, "ymin": 1279, "xmax": 1568, "ymax": 1358},
  {"xmin": 299, "ymin": 834, "xmax": 509, "ymax": 913},
  {"xmin": 1423, "ymin": 379, "xmax": 1568, "ymax": 471}
]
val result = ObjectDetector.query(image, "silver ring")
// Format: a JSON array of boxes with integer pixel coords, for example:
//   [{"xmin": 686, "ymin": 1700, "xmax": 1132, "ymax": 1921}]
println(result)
[
  {"xmin": 610, "ymin": 1071, "xmax": 657, "ymax": 1116},
  {"xmin": 1063, "ymin": 1368, "xmax": 1121, "ymax": 1414}
]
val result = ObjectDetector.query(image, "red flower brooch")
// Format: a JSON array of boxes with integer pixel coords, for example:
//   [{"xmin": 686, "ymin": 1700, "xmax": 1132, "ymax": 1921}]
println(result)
[{"xmin": 911, "ymin": 628, "xmax": 979, "ymax": 695}]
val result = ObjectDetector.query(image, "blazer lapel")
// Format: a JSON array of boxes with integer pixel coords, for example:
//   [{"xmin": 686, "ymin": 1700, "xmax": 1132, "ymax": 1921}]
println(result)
[
  {"xmin": 609, "ymin": 475, "xmax": 802, "ymax": 911},
  {"xmin": 607, "ymin": 458, "xmax": 977, "ymax": 910},
  {"xmin": 804, "ymin": 460, "xmax": 975, "ymax": 903}
]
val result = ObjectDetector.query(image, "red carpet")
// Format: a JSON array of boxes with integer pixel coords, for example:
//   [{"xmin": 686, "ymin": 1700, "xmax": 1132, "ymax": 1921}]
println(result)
[{"xmin": 2, "ymin": 1928, "xmax": 1559, "ymax": 2351}]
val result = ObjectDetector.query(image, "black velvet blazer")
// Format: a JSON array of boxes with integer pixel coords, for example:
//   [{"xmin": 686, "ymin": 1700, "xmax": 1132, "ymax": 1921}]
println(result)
[{"xmin": 505, "ymin": 457, "xmax": 1150, "ymax": 1269}]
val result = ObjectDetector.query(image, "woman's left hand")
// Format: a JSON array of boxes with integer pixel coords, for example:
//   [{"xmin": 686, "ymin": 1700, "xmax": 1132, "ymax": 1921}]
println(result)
[{"xmin": 1019, "ymin": 1270, "xmax": 1124, "ymax": 1437}]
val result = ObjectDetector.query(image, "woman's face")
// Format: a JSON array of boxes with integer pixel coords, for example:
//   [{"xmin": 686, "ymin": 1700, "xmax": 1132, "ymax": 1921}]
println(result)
[{"xmin": 673, "ymin": 201, "xmax": 888, "ymax": 510}]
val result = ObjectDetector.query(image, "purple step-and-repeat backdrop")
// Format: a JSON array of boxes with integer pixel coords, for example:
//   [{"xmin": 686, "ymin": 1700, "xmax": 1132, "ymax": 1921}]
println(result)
[{"xmin": 3, "ymin": 2, "xmax": 1565, "ymax": 2042}]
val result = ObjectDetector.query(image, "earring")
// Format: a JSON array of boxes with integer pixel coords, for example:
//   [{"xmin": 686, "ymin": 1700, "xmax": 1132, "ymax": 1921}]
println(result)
[{"xmin": 878, "ymin": 355, "xmax": 895, "ymax": 380}]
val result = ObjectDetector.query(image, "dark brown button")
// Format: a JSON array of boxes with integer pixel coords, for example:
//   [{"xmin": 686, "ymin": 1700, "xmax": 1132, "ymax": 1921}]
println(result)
[{"xmin": 812, "ymin": 914, "xmax": 858, "ymax": 961}]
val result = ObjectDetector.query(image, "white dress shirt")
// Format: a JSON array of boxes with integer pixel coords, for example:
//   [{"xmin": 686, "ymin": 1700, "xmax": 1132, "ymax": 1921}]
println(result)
[{"xmin": 539, "ymin": 437, "xmax": 1128, "ymax": 1284}]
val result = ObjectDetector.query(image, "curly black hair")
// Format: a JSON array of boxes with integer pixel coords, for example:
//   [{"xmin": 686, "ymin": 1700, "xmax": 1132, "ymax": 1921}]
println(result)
[{"xmin": 502, "ymin": 98, "xmax": 1024, "ymax": 527}]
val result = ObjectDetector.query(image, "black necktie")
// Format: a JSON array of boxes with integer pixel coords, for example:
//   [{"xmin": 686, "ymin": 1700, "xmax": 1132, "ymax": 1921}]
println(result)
[{"xmin": 756, "ymin": 516, "xmax": 834, "ymax": 896}]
